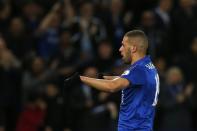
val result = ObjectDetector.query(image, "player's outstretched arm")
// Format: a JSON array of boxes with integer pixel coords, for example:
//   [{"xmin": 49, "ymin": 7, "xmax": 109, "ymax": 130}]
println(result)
[
  {"xmin": 80, "ymin": 76, "xmax": 129, "ymax": 93},
  {"xmin": 103, "ymin": 76, "xmax": 120, "ymax": 80}
]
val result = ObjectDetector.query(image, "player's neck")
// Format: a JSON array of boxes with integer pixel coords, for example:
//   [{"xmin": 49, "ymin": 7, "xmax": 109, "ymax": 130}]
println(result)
[{"xmin": 131, "ymin": 54, "xmax": 146, "ymax": 65}]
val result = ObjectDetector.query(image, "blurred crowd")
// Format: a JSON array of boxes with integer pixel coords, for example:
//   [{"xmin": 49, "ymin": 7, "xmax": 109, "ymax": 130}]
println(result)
[{"xmin": 0, "ymin": 0, "xmax": 197, "ymax": 131}]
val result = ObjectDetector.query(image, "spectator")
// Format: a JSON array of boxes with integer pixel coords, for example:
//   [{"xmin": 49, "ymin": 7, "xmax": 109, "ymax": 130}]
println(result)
[
  {"xmin": 0, "ymin": 1, "xmax": 11, "ymax": 34},
  {"xmin": 171, "ymin": 0, "xmax": 197, "ymax": 55},
  {"xmin": 0, "ymin": 37, "xmax": 21, "ymax": 131},
  {"xmin": 153, "ymin": 0, "xmax": 174, "ymax": 58},
  {"xmin": 95, "ymin": 40, "xmax": 115, "ymax": 73},
  {"xmin": 21, "ymin": 0, "xmax": 44, "ymax": 34},
  {"xmin": 69, "ymin": 1, "xmax": 107, "ymax": 61},
  {"xmin": 55, "ymin": 29, "xmax": 79, "ymax": 77},
  {"xmin": 16, "ymin": 94, "xmax": 46, "ymax": 131},
  {"xmin": 44, "ymin": 83, "xmax": 71, "ymax": 131},
  {"xmin": 4, "ymin": 17, "xmax": 35, "ymax": 62},
  {"xmin": 159, "ymin": 67, "xmax": 193, "ymax": 131},
  {"xmin": 22, "ymin": 56, "xmax": 57, "ymax": 105},
  {"xmin": 35, "ymin": 2, "xmax": 61, "ymax": 61}
]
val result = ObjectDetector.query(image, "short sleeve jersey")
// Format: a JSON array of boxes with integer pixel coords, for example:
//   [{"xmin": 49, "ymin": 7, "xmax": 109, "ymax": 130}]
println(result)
[{"xmin": 118, "ymin": 56, "xmax": 159, "ymax": 131}]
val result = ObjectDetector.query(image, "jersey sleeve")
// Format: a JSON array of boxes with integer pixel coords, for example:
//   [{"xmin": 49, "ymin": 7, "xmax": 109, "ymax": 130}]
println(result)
[{"xmin": 121, "ymin": 66, "xmax": 146, "ymax": 86}]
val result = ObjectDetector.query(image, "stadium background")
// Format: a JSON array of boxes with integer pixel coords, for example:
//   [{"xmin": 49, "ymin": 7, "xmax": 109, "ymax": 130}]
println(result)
[{"xmin": 0, "ymin": 0, "xmax": 197, "ymax": 131}]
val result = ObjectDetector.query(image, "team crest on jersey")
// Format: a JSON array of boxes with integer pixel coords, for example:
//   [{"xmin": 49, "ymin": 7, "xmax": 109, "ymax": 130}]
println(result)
[
  {"xmin": 122, "ymin": 70, "xmax": 130, "ymax": 75},
  {"xmin": 145, "ymin": 62, "xmax": 155, "ymax": 69}
]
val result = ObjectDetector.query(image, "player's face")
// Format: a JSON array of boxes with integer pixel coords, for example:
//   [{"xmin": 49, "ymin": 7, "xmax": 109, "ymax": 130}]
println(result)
[{"xmin": 119, "ymin": 36, "xmax": 132, "ymax": 64}]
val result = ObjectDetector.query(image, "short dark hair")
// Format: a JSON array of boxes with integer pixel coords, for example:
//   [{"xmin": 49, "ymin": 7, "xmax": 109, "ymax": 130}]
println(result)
[
  {"xmin": 125, "ymin": 30, "xmax": 147, "ymax": 40},
  {"xmin": 124, "ymin": 30, "xmax": 148, "ymax": 52}
]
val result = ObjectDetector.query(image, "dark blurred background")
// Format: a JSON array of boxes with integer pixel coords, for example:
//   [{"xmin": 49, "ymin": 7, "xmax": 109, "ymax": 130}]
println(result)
[{"xmin": 0, "ymin": 0, "xmax": 197, "ymax": 131}]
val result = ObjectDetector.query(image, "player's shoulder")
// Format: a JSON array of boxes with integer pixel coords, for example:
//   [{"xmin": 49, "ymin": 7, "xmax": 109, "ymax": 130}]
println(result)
[
  {"xmin": 122, "ymin": 64, "xmax": 143, "ymax": 76},
  {"xmin": 130, "ymin": 64, "xmax": 147, "ymax": 74}
]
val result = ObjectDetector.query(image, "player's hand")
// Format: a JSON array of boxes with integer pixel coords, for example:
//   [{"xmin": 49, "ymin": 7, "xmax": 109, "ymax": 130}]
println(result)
[{"xmin": 64, "ymin": 72, "xmax": 81, "ymax": 87}]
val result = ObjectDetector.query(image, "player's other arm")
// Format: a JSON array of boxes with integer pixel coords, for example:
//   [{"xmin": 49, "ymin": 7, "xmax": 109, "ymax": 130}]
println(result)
[{"xmin": 80, "ymin": 76, "xmax": 129, "ymax": 93}]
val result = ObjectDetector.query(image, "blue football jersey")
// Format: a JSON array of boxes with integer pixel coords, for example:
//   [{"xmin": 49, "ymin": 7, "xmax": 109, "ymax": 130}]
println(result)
[{"xmin": 118, "ymin": 56, "xmax": 160, "ymax": 131}]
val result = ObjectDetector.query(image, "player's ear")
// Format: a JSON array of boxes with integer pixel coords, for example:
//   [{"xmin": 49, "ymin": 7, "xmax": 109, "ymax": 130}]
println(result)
[{"xmin": 130, "ymin": 45, "xmax": 137, "ymax": 53}]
